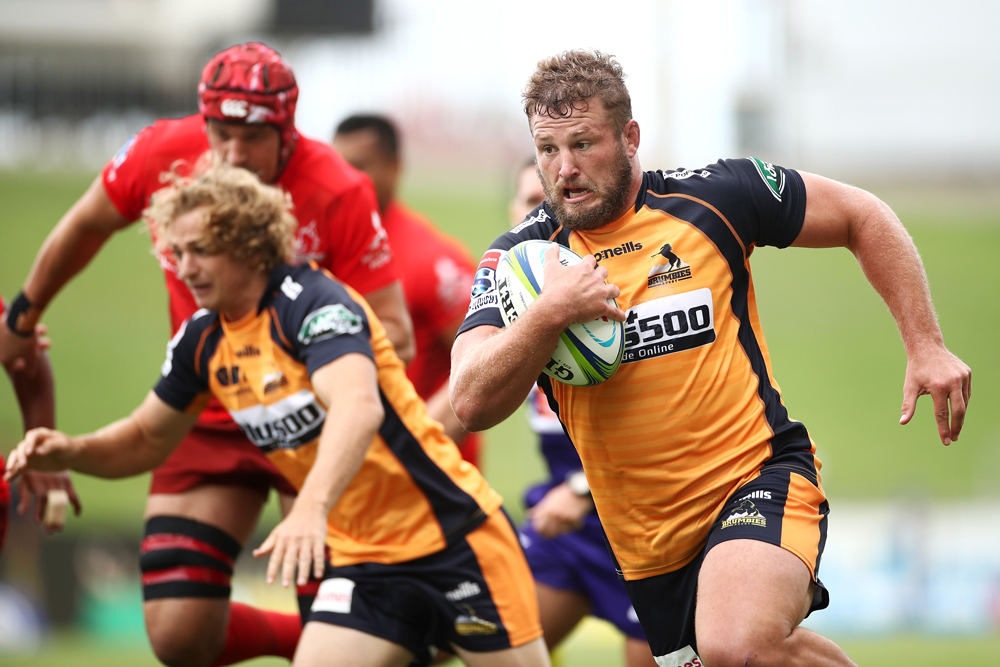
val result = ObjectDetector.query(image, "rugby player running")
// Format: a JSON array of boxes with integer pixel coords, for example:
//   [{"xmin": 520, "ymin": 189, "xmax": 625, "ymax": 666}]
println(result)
[
  {"xmin": 450, "ymin": 50, "xmax": 970, "ymax": 667},
  {"xmin": 7, "ymin": 163, "xmax": 549, "ymax": 667},
  {"xmin": 0, "ymin": 43, "xmax": 413, "ymax": 667},
  {"xmin": 506, "ymin": 159, "xmax": 656, "ymax": 667}
]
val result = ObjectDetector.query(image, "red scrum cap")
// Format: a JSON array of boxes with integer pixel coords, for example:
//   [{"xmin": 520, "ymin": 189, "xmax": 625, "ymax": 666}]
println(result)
[{"xmin": 198, "ymin": 42, "xmax": 299, "ymax": 165}]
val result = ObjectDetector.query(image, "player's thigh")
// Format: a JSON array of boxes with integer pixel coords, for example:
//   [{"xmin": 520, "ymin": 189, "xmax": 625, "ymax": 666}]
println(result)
[
  {"xmin": 624, "ymin": 636, "xmax": 659, "ymax": 667},
  {"xmin": 534, "ymin": 582, "xmax": 590, "ymax": 649},
  {"xmin": 145, "ymin": 483, "xmax": 268, "ymax": 544},
  {"xmin": 142, "ymin": 484, "xmax": 267, "ymax": 643},
  {"xmin": 452, "ymin": 636, "xmax": 550, "ymax": 667},
  {"xmin": 294, "ymin": 622, "xmax": 414, "ymax": 667},
  {"xmin": 695, "ymin": 539, "xmax": 813, "ymax": 656}
]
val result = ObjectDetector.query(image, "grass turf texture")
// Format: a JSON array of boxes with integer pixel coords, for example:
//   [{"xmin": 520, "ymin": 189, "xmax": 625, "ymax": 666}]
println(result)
[{"xmin": 1, "ymin": 170, "xmax": 998, "ymax": 663}]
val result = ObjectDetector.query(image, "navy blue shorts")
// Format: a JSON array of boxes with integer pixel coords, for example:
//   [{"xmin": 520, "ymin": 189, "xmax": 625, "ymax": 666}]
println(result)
[
  {"xmin": 623, "ymin": 461, "xmax": 829, "ymax": 666},
  {"xmin": 306, "ymin": 511, "xmax": 541, "ymax": 665},
  {"xmin": 519, "ymin": 484, "xmax": 646, "ymax": 641}
]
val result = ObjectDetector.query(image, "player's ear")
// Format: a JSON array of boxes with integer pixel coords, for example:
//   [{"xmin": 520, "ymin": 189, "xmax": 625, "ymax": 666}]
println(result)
[{"xmin": 624, "ymin": 120, "xmax": 640, "ymax": 157}]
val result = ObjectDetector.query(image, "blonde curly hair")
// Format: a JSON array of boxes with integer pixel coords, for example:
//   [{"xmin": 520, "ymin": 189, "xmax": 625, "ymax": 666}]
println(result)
[{"xmin": 145, "ymin": 160, "xmax": 296, "ymax": 273}]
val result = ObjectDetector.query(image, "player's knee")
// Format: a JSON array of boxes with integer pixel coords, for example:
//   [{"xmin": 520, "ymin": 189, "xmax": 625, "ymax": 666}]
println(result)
[
  {"xmin": 139, "ymin": 516, "xmax": 242, "ymax": 665},
  {"xmin": 697, "ymin": 633, "xmax": 781, "ymax": 667},
  {"xmin": 146, "ymin": 614, "xmax": 225, "ymax": 667}
]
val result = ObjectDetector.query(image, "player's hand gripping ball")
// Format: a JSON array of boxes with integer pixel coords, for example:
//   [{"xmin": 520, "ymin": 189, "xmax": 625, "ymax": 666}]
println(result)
[{"xmin": 496, "ymin": 240, "xmax": 623, "ymax": 386}]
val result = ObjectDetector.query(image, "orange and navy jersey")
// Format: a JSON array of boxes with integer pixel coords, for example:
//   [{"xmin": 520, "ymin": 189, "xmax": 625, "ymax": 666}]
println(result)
[
  {"xmin": 459, "ymin": 158, "xmax": 821, "ymax": 580},
  {"xmin": 155, "ymin": 263, "xmax": 502, "ymax": 567},
  {"xmin": 103, "ymin": 114, "xmax": 398, "ymax": 429}
]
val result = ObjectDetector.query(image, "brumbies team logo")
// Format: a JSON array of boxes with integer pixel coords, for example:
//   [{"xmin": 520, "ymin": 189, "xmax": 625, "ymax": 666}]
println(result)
[
  {"xmin": 647, "ymin": 243, "xmax": 692, "ymax": 289},
  {"xmin": 721, "ymin": 498, "xmax": 767, "ymax": 529},
  {"xmin": 454, "ymin": 604, "xmax": 498, "ymax": 636}
]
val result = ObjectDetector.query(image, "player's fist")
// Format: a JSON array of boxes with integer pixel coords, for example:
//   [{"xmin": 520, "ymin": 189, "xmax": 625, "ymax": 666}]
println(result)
[
  {"xmin": 16, "ymin": 470, "xmax": 82, "ymax": 531},
  {"xmin": 538, "ymin": 245, "xmax": 625, "ymax": 327}
]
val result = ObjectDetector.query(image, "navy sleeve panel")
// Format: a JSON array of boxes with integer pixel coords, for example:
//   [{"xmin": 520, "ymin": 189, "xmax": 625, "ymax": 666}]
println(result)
[
  {"xmin": 273, "ymin": 265, "xmax": 375, "ymax": 377},
  {"xmin": 649, "ymin": 159, "xmax": 806, "ymax": 251},
  {"xmin": 458, "ymin": 203, "xmax": 563, "ymax": 335},
  {"xmin": 153, "ymin": 310, "xmax": 215, "ymax": 411}
]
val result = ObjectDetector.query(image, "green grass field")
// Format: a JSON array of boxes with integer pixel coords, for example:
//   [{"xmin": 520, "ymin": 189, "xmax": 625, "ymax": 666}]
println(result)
[{"xmin": 1, "ymin": 169, "xmax": 998, "ymax": 665}]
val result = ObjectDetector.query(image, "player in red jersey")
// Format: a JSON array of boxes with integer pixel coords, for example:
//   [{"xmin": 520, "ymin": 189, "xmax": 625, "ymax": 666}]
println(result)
[
  {"xmin": 333, "ymin": 114, "xmax": 482, "ymax": 468},
  {"xmin": 0, "ymin": 43, "xmax": 414, "ymax": 667},
  {"xmin": 1, "ymin": 298, "xmax": 81, "ymax": 546}
]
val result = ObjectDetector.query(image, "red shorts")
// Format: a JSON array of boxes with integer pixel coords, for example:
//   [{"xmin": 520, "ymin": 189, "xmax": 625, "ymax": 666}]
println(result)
[{"xmin": 150, "ymin": 424, "xmax": 298, "ymax": 497}]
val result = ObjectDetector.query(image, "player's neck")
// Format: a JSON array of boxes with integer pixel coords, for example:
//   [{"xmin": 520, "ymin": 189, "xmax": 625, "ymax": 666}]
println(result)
[{"xmin": 220, "ymin": 275, "xmax": 269, "ymax": 323}]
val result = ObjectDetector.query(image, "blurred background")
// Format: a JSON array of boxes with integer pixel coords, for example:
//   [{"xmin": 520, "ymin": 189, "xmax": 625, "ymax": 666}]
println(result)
[{"xmin": 0, "ymin": 0, "xmax": 998, "ymax": 665}]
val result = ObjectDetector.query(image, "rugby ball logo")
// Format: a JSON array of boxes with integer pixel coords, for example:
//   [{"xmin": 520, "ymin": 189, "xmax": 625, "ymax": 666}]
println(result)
[{"xmin": 496, "ymin": 240, "xmax": 623, "ymax": 386}]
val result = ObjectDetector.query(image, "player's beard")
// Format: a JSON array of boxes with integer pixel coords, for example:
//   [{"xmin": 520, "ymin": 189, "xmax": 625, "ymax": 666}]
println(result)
[{"xmin": 540, "ymin": 141, "xmax": 634, "ymax": 231}]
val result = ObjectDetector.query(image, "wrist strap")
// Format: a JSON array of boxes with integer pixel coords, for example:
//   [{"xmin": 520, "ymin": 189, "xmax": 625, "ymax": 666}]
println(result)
[{"xmin": 5, "ymin": 291, "xmax": 35, "ymax": 338}]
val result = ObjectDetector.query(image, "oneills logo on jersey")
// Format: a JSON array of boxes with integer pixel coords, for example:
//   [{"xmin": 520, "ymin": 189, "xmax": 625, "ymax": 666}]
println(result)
[
  {"xmin": 298, "ymin": 305, "xmax": 363, "ymax": 345},
  {"xmin": 721, "ymin": 498, "xmax": 767, "ymax": 529},
  {"xmin": 444, "ymin": 581, "xmax": 482, "ymax": 601},
  {"xmin": 595, "ymin": 241, "xmax": 643, "ymax": 262},
  {"xmin": 647, "ymin": 243, "xmax": 692, "ymax": 289},
  {"xmin": 622, "ymin": 288, "xmax": 715, "ymax": 364},
  {"xmin": 749, "ymin": 157, "xmax": 785, "ymax": 202},
  {"xmin": 453, "ymin": 604, "xmax": 499, "ymax": 636},
  {"xmin": 230, "ymin": 389, "xmax": 326, "ymax": 452}
]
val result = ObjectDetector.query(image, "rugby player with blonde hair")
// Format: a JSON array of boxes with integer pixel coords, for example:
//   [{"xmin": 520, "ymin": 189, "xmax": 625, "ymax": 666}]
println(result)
[
  {"xmin": 8, "ymin": 163, "xmax": 550, "ymax": 667},
  {"xmin": 0, "ymin": 42, "xmax": 414, "ymax": 666},
  {"xmin": 451, "ymin": 50, "xmax": 970, "ymax": 667}
]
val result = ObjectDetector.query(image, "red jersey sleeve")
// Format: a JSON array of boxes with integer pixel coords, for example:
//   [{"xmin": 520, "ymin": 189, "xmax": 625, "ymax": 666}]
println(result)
[
  {"xmin": 321, "ymin": 179, "xmax": 400, "ymax": 296},
  {"xmin": 101, "ymin": 127, "xmax": 155, "ymax": 222}
]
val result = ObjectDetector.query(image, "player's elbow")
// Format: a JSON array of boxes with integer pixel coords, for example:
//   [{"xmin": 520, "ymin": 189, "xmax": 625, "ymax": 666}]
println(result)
[{"xmin": 449, "ymin": 388, "xmax": 491, "ymax": 433}]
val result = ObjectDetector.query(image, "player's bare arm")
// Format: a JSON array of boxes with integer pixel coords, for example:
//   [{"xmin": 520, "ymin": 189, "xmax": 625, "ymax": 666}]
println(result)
[
  {"xmin": 5, "ymin": 391, "xmax": 198, "ymax": 481},
  {"xmin": 794, "ymin": 172, "xmax": 971, "ymax": 445},
  {"xmin": 363, "ymin": 281, "xmax": 416, "ymax": 365},
  {"xmin": 9, "ymin": 345, "xmax": 81, "ymax": 528},
  {"xmin": 253, "ymin": 352, "xmax": 384, "ymax": 588},
  {"xmin": 451, "ymin": 245, "xmax": 624, "ymax": 432},
  {"xmin": 0, "ymin": 176, "xmax": 131, "ymax": 366}
]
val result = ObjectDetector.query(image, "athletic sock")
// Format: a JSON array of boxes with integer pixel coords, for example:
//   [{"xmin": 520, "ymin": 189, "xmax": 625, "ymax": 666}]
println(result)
[{"xmin": 211, "ymin": 602, "xmax": 302, "ymax": 666}]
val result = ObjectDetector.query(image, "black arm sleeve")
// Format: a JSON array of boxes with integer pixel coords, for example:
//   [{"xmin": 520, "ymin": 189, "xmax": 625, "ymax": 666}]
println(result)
[{"xmin": 153, "ymin": 313, "xmax": 213, "ymax": 411}]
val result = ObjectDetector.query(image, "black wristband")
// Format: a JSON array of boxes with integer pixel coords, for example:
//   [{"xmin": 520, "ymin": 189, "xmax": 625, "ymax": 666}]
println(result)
[{"xmin": 5, "ymin": 291, "xmax": 35, "ymax": 338}]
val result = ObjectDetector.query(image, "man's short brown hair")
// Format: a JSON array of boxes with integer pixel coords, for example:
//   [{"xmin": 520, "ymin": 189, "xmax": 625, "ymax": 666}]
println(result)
[
  {"xmin": 523, "ymin": 50, "xmax": 632, "ymax": 134},
  {"xmin": 145, "ymin": 161, "xmax": 296, "ymax": 273}
]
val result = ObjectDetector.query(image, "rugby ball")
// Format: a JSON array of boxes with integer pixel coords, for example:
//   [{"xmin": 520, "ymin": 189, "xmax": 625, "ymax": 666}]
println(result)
[{"xmin": 496, "ymin": 240, "xmax": 623, "ymax": 386}]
